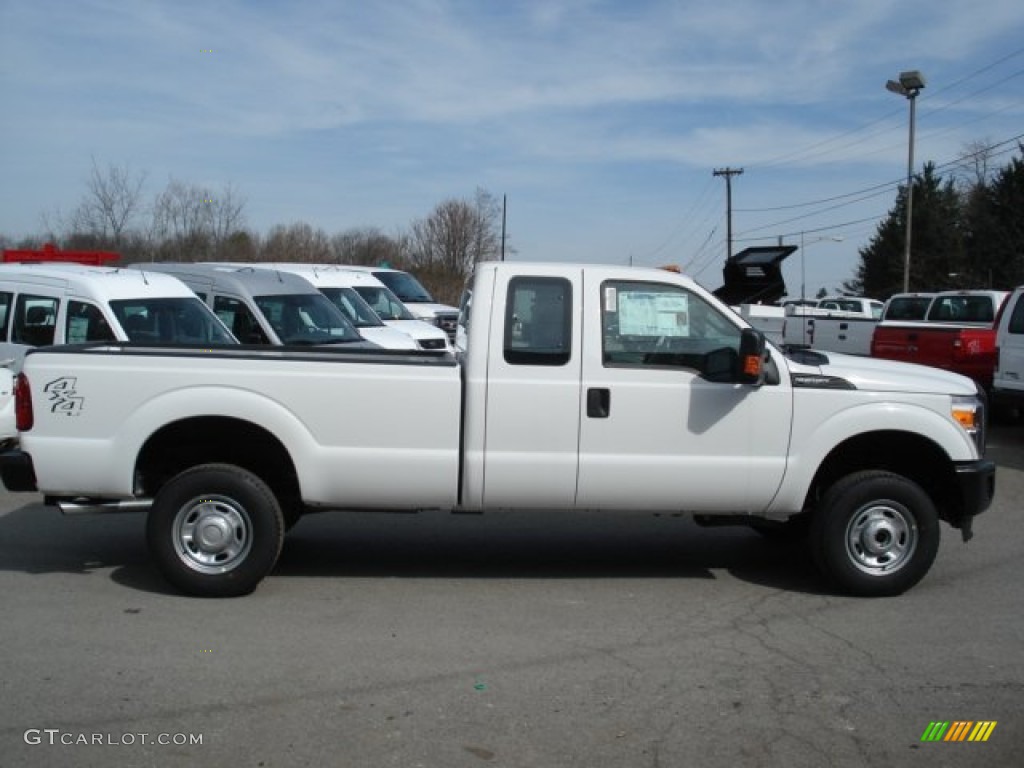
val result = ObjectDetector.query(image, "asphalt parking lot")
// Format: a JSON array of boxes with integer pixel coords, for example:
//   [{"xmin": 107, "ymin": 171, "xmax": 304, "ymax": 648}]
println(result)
[{"xmin": 1, "ymin": 427, "xmax": 1022, "ymax": 767}]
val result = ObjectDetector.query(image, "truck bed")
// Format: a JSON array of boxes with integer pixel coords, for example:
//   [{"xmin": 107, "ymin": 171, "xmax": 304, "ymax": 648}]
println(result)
[{"xmin": 14, "ymin": 343, "xmax": 462, "ymax": 506}]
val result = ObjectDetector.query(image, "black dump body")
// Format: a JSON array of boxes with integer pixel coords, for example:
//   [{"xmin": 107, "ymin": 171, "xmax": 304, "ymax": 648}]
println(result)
[{"xmin": 712, "ymin": 245, "xmax": 797, "ymax": 306}]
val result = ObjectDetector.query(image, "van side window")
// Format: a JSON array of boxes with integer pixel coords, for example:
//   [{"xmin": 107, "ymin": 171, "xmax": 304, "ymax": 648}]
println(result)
[
  {"xmin": 503, "ymin": 277, "xmax": 572, "ymax": 366},
  {"xmin": 0, "ymin": 291, "xmax": 12, "ymax": 340},
  {"xmin": 213, "ymin": 296, "xmax": 269, "ymax": 344},
  {"xmin": 601, "ymin": 281, "xmax": 740, "ymax": 370},
  {"xmin": 1008, "ymin": 294, "xmax": 1024, "ymax": 335},
  {"xmin": 66, "ymin": 300, "xmax": 116, "ymax": 344},
  {"xmin": 12, "ymin": 294, "xmax": 59, "ymax": 347}
]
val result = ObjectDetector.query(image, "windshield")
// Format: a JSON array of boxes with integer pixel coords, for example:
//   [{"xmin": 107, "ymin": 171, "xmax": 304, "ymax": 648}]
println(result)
[
  {"xmin": 254, "ymin": 292, "xmax": 363, "ymax": 344},
  {"xmin": 109, "ymin": 297, "xmax": 237, "ymax": 344},
  {"xmin": 373, "ymin": 271, "xmax": 434, "ymax": 303},
  {"xmin": 352, "ymin": 285, "xmax": 416, "ymax": 321},
  {"xmin": 318, "ymin": 287, "xmax": 384, "ymax": 328}
]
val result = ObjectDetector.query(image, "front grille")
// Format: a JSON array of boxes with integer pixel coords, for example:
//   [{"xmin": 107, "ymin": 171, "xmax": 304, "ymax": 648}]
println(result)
[{"xmin": 435, "ymin": 313, "xmax": 458, "ymax": 342}]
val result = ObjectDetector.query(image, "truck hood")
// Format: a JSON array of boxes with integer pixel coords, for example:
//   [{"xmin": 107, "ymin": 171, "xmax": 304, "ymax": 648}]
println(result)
[{"xmin": 783, "ymin": 348, "xmax": 979, "ymax": 396}]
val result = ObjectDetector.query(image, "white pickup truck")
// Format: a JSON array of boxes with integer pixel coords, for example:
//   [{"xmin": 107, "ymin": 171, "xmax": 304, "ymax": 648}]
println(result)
[
  {"xmin": 0, "ymin": 262, "xmax": 994, "ymax": 598},
  {"xmin": 782, "ymin": 296, "xmax": 883, "ymax": 356}
]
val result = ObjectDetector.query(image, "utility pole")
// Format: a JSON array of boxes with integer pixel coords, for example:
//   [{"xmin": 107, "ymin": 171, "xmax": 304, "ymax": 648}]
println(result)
[{"xmin": 713, "ymin": 167, "xmax": 744, "ymax": 262}]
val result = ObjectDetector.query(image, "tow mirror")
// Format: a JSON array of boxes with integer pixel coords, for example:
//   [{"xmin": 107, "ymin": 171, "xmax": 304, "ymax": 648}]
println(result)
[{"xmin": 738, "ymin": 328, "xmax": 766, "ymax": 386}]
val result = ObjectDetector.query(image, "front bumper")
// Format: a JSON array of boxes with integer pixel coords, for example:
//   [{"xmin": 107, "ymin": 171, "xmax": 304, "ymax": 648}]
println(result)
[
  {"xmin": 0, "ymin": 449, "xmax": 37, "ymax": 493},
  {"xmin": 952, "ymin": 459, "xmax": 996, "ymax": 541}
]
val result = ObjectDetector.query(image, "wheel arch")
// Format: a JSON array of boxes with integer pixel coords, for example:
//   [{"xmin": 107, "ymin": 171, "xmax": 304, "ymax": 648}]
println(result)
[
  {"xmin": 135, "ymin": 416, "xmax": 300, "ymax": 509},
  {"xmin": 804, "ymin": 430, "xmax": 963, "ymax": 526}
]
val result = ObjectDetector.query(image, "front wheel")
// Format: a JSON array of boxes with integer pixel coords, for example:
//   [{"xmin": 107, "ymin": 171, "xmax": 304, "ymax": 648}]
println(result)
[
  {"xmin": 147, "ymin": 463, "xmax": 285, "ymax": 597},
  {"xmin": 811, "ymin": 470, "xmax": 939, "ymax": 597}
]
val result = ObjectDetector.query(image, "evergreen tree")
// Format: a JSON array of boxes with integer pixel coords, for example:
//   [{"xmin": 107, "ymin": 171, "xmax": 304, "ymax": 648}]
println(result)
[{"xmin": 847, "ymin": 163, "xmax": 965, "ymax": 298}]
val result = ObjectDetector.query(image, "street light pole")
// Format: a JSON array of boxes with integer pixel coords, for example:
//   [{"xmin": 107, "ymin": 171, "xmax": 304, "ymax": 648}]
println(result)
[{"xmin": 886, "ymin": 70, "xmax": 926, "ymax": 293}]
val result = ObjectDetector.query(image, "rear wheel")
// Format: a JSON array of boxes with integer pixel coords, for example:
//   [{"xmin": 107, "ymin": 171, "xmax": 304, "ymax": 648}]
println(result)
[
  {"xmin": 147, "ymin": 463, "xmax": 284, "ymax": 597},
  {"xmin": 811, "ymin": 470, "xmax": 939, "ymax": 597}
]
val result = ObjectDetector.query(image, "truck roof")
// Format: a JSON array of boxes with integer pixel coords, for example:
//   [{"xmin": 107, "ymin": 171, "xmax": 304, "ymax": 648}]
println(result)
[{"xmin": 0, "ymin": 263, "xmax": 197, "ymax": 301}]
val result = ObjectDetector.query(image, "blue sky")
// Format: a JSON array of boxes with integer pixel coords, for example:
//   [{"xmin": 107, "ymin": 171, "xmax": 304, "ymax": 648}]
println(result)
[{"xmin": 2, "ymin": 0, "xmax": 1023, "ymax": 297}]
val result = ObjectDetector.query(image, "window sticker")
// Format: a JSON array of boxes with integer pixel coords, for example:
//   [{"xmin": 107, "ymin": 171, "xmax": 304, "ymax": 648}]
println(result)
[{"xmin": 618, "ymin": 292, "xmax": 689, "ymax": 336}]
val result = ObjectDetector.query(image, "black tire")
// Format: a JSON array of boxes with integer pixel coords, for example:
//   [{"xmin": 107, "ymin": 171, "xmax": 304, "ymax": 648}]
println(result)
[
  {"xmin": 146, "ymin": 463, "xmax": 285, "ymax": 597},
  {"xmin": 811, "ymin": 470, "xmax": 939, "ymax": 597}
]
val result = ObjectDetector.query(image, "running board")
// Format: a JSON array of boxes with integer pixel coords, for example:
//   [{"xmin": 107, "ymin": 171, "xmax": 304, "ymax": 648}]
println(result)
[{"xmin": 55, "ymin": 499, "xmax": 153, "ymax": 515}]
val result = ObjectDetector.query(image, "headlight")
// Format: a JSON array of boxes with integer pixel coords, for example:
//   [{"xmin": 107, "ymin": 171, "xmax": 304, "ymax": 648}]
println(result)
[{"xmin": 951, "ymin": 394, "xmax": 986, "ymax": 454}]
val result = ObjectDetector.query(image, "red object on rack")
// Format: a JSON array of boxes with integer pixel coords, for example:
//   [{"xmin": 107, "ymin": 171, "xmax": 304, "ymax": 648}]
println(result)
[{"xmin": 2, "ymin": 242, "xmax": 120, "ymax": 266}]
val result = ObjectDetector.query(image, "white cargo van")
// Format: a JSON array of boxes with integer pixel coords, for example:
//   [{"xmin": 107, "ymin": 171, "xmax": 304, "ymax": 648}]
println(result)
[
  {"xmin": 0, "ymin": 262, "xmax": 237, "ymax": 444},
  {"xmin": 274, "ymin": 265, "xmax": 450, "ymax": 351},
  {"xmin": 0, "ymin": 263, "xmax": 236, "ymax": 366},
  {"xmin": 341, "ymin": 271, "xmax": 451, "ymax": 350},
  {"xmin": 134, "ymin": 263, "xmax": 376, "ymax": 349},
  {"xmin": 344, "ymin": 266, "xmax": 459, "ymax": 342},
  {"xmin": 208, "ymin": 264, "xmax": 423, "ymax": 350}
]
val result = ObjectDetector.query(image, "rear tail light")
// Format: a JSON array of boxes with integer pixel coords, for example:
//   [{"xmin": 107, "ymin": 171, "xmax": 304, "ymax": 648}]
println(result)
[{"xmin": 14, "ymin": 373, "xmax": 33, "ymax": 432}]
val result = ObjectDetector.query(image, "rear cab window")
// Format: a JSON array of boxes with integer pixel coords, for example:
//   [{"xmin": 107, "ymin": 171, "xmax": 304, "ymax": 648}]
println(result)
[{"xmin": 503, "ymin": 277, "xmax": 572, "ymax": 366}]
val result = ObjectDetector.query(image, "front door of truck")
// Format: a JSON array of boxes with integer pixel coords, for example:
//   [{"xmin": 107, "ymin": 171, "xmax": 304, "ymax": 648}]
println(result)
[{"xmin": 575, "ymin": 276, "xmax": 793, "ymax": 512}]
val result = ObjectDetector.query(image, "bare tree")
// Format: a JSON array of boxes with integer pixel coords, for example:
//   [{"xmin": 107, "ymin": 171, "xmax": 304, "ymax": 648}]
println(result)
[
  {"xmin": 260, "ymin": 222, "xmax": 331, "ymax": 262},
  {"xmin": 209, "ymin": 182, "xmax": 247, "ymax": 250},
  {"xmin": 151, "ymin": 178, "xmax": 213, "ymax": 260},
  {"xmin": 408, "ymin": 188, "xmax": 502, "ymax": 277},
  {"xmin": 330, "ymin": 227, "xmax": 410, "ymax": 266},
  {"xmin": 149, "ymin": 178, "xmax": 246, "ymax": 260},
  {"xmin": 73, "ymin": 157, "xmax": 148, "ymax": 244}
]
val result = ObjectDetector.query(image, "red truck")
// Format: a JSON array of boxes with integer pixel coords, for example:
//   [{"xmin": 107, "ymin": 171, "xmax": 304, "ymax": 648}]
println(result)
[{"xmin": 870, "ymin": 290, "xmax": 1009, "ymax": 391}]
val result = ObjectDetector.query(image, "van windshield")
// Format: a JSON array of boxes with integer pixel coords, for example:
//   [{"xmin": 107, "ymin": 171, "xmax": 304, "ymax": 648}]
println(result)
[
  {"xmin": 254, "ymin": 293, "xmax": 363, "ymax": 344},
  {"xmin": 352, "ymin": 286, "xmax": 416, "ymax": 321},
  {"xmin": 373, "ymin": 271, "xmax": 434, "ymax": 303},
  {"xmin": 318, "ymin": 287, "xmax": 385, "ymax": 328},
  {"xmin": 109, "ymin": 297, "xmax": 237, "ymax": 344}
]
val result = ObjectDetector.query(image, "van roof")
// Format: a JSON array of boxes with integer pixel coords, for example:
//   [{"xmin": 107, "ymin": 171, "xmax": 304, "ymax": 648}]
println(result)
[
  {"xmin": 228, "ymin": 263, "xmax": 389, "ymax": 289},
  {"xmin": 136, "ymin": 262, "xmax": 322, "ymax": 296},
  {"xmin": 0, "ymin": 262, "xmax": 197, "ymax": 301}
]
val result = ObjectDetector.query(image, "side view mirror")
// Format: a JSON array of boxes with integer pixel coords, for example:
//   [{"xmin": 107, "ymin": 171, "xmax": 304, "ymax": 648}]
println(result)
[{"xmin": 738, "ymin": 328, "xmax": 766, "ymax": 385}]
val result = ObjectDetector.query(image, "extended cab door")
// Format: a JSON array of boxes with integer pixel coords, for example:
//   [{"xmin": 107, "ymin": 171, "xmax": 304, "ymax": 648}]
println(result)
[
  {"xmin": 475, "ymin": 268, "xmax": 584, "ymax": 507},
  {"xmin": 576, "ymin": 273, "xmax": 793, "ymax": 512}
]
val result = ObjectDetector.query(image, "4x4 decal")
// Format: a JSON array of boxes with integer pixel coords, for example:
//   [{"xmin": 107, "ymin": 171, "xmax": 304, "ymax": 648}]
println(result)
[{"xmin": 44, "ymin": 377, "xmax": 84, "ymax": 416}]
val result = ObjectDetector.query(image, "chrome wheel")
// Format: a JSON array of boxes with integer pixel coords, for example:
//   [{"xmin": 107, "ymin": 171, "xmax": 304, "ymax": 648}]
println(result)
[
  {"xmin": 172, "ymin": 494, "xmax": 253, "ymax": 574},
  {"xmin": 844, "ymin": 502, "xmax": 917, "ymax": 575}
]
